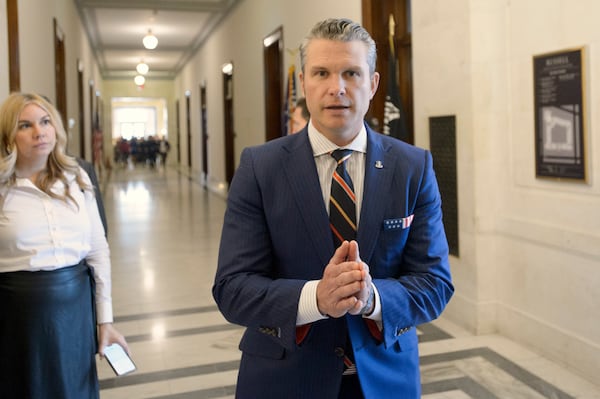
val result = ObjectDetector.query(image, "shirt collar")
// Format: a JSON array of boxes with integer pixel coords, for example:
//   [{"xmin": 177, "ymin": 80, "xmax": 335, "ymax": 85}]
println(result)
[
  {"xmin": 307, "ymin": 121, "xmax": 367, "ymax": 157},
  {"xmin": 13, "ymin": 171, "xmax": 76, "ymax": 190}
]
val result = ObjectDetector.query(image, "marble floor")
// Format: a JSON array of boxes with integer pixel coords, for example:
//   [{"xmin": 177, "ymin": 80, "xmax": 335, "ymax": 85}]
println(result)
[{"xmin": 97, "ymin": 166, "xmax": 600, "ymax": 399}]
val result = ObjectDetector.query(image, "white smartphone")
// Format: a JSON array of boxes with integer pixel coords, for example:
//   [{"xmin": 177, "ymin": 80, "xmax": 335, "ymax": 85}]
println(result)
[{"xmin": 104, "ymin": 343, "xmax": 137, "ymax": 376}]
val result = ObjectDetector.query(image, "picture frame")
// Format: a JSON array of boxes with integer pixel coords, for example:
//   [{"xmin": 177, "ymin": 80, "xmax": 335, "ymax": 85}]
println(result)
[{"xmin": 533, "ymin": 47, "xmax": 587, "ymax": 181}]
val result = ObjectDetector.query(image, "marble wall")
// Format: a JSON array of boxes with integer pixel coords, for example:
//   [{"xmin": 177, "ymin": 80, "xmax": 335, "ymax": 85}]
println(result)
[{"xmin": 412, "ymin": 0, "xmax": 600, "ymax": 383}]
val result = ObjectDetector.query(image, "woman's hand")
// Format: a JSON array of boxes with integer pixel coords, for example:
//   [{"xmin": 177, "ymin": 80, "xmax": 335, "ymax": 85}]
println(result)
[{"xmin": 98, "ymin": 323, "xmax": 130, "ymax": 356}]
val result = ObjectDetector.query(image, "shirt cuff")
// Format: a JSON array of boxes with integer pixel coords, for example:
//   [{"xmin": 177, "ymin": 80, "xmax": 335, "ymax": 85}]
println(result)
[
  {"xmin": 362, "ymin": 283, "xmax": 382, "ymax": 322},
  {"xmin": 96, "ymin": 301, "xmax": 114, "ymax": 324},
  {"xmin": 297, "ymin": 280, "xmax": 328, "ymax": 325}
]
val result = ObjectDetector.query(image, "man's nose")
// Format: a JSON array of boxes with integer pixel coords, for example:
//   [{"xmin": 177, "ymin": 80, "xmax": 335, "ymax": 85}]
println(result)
[{"xmin": 328, "ymin": 75, "xmax": 346, "ymax": 96}]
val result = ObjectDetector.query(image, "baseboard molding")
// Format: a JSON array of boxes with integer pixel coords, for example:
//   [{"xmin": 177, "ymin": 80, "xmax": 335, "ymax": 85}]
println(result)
[
  {"xmin": 496, "ymin": 303, "xmax": 599, "ymax": 385},
  {"xmin": 443, "ymin": 292, "xmax": 497, "ymax": 334},
  {"xmin": 444, "ymin": 295, "xmax": 599, "ymax": 384},
  {"xmin": 174, "ymin": 166, "xmax": 228, "ymax": 199}
]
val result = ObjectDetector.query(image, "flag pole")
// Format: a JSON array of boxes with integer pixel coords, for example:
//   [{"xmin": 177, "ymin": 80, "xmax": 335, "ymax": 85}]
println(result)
[
  {"xmin": 383, "ymin": 13, "xmax": 409, "ymax": 141},
  {"xmin": 389, "ymin": 14, "xmax": 396, "ymax": 56},
  {"xmin": 388, "ymin": 14, "xmax": 397, "ymax": 93}
]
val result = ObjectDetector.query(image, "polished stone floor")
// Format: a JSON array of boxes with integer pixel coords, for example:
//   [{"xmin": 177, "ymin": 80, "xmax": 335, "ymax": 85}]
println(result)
[{"xmin": 97, "ymin": 166, "xmax": 600, "ymax": 399}]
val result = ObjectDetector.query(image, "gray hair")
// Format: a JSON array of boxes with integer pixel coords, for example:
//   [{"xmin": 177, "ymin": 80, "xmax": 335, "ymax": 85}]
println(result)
[{"xmin": 299, "ymin": 18, "xmax": 377, "ymax": 75}]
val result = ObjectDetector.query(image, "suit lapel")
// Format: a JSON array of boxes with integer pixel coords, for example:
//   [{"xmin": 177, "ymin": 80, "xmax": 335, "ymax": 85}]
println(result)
[
  {"xmin": 281, "ymin": 134, "xmax": 334, "ymax": 267},
  {"xmin": 279, "ymin": 128, "xmax": 395, "ymax": 268},
  {"xmin": 358, "ymin": 129, "xmax": 394, "ymax": 265}
]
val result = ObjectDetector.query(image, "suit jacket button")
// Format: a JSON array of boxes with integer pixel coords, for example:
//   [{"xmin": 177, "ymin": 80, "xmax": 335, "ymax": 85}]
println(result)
[{"xmin": 334, "ymin": 347, "xmax": 345, "ymax": 357}]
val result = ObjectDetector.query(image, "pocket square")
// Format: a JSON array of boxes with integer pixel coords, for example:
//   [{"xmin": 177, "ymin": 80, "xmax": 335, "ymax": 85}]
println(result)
[{"xmin": 383, "ymin": 215, "xmax": 414, "ymax": 230}]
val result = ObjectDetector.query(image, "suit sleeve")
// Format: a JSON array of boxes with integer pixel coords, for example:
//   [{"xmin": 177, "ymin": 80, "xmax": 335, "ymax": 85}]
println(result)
[
  {"xmin": 212, "ymin": 148, "xmax": 306, "ymax": 351},
  {"xmin": 376, "ymin": 150, "xmax": 454, "ymax": 348}
]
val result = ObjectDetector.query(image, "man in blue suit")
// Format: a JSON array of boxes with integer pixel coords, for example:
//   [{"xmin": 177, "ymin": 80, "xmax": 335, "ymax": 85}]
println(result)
[{"xmin": 213, "ymin": 18, "xmax": 453, "ymax": 398}]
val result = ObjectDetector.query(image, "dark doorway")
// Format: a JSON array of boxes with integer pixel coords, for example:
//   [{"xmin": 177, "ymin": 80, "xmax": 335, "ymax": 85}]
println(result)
[
  {"xmin": 7, "ymin": 0, "xmax": 20, "ymax": 92},
  {"xmin": 89, "ymin": 81, "xmax": 95, "ymax": 163},
  {"xmin": 176, "ymin": 100, "xmax": 181, "ymax": 164},
  {"xmin": 200, "ymin": 84, "xmax": 209, "ymax": 184},
  {"xmin": 222, "ymin": 63, "xmax": 235, "ymax": 187},
  {"xmin": 77, "ymin": 60, "xmax": 85, "ymax": 159},
  {"xmin": 263, "ymin": 26, "xmax": 284, "ymax": 141},
  {"xmin": 54, "ymin": 18, "xmax": 67, "ymax": 128},
  {"xmin": 362, "ymin": 0, "xmax": 414, "ymax": 143},
  {"xmin": 186, "ymin": 93, "xmax": 192, "ymax": 169}
]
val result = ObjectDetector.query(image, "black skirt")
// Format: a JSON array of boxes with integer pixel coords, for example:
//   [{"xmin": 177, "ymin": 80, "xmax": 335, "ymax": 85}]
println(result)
[{"xmin": 0, "ymin": 262, "xmax": 99, "ymax": 399}]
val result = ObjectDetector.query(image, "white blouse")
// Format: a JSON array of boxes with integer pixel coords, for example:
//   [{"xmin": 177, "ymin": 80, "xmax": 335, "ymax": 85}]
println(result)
[{"xmin": 0, "ymin": 169, "xmax": 113, "ymax": 324}]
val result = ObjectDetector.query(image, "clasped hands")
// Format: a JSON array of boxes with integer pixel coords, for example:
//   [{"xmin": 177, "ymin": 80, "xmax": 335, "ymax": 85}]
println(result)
[{"xmin": 316, "ymin": 240, "xmax": 374, "ymax": 318}]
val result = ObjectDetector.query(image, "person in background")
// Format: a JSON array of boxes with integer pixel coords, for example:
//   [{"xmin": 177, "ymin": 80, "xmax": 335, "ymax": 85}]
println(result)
[
  {"xmin": 213, "ymin": 18, "xmax": 453, "ymax": 399},
  {"xmin": 39, "ymin": 94, "xmax": 108, "ymax": 235},
  {"xmin": 77, "ymin": 157, "xmax": 108, "ymax": 235},
  {"xmin": 290, "ymin": 97, "xmax": 310, "ymax": 134},
  {"xmin": 158, "ymin": 135, "xmax": 171, "ymax": 167},
  {"xmin": 0, "ymin": 92, "xmax": 128, "ymax": 399}
]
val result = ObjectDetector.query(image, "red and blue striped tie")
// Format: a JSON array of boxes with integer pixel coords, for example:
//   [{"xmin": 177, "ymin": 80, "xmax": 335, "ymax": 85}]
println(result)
[
  {"xmin": 330, "ymin": 149, "xmax": 359, "ymax": 376},
  {"xmin": 329, "ymin": 149, "xmax": 356, "ymax": 246}
]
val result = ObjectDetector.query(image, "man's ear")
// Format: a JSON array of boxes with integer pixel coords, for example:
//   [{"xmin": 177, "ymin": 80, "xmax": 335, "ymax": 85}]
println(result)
[
  {"xmin": 298, "ymin": 71, "xmax": 305, "ymax": 96},
  {"xmin": 370, "ymin": 72, "xmax": 380, "ymax": 100}
]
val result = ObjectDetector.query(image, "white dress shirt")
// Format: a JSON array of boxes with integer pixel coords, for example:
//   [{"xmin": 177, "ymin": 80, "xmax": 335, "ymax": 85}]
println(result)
[
  {"xmin": 0, "ymin": 169, "xmax": 113, "ymax": 323},
  {"xmin": 296, "ymin": 122, "xmax": 381, "ymax": 325}
]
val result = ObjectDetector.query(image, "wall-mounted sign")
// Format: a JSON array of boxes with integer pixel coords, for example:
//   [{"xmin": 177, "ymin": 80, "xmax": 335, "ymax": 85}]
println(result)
[{"xmin": 533, "ymin": 48, "xmax": 586, "ymax": 181}]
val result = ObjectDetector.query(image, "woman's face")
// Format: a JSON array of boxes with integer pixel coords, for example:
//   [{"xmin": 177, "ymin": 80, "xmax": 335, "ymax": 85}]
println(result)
[{"xmin": 15, "ymin": 103, "xmax": 57, "ymax": 169}]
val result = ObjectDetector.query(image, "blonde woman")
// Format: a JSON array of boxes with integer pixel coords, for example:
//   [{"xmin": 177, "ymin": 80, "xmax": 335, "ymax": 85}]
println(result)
[{"xmin": 0, "ymin": 92, "xmax": 128, "ymax": 398}]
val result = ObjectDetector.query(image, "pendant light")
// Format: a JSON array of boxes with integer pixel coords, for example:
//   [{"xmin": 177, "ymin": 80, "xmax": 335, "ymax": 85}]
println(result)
[
  {"xmin": 134, "ymin": 75, "xmax": 146, "ymax": 86},
  {"xmin": 136, "ymin": 61, "xmax": 149, "ymax": 75},
  {"xmin": 143, "ymin": 30, "xmax": 158, "ymax": 50}
]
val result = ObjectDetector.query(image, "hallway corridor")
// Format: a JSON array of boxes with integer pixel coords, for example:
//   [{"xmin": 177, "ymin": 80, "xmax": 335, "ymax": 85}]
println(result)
[{"xmin": 97, "ymin": 167, "xmax": 599, "ymax": 399}]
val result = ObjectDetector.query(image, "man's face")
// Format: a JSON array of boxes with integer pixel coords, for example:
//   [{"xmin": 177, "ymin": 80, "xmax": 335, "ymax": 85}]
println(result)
[{"xmin": 299, "ymin": 39, "xmax": 379, "ymax": 146}]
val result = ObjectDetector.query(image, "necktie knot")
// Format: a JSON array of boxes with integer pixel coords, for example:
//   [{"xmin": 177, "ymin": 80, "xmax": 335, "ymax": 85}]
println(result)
[{"xmin": 331, "ymin": 149, "xmax": 353, "ymax": 164}]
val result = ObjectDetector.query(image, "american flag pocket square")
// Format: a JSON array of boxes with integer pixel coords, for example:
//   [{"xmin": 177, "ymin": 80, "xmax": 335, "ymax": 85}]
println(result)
[{"xmin": 383, "ymin": 214, "xmax": 414, "ymax": 230}]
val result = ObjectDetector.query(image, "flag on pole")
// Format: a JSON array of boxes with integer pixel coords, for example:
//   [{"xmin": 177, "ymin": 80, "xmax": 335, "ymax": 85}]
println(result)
[
  {"xmin": 283, "ymin": 65, "xmax": 297, "ymax": 136},
  {"xmin": 383, "ymin": 14, "xmax": 409, "ymax": 141}
]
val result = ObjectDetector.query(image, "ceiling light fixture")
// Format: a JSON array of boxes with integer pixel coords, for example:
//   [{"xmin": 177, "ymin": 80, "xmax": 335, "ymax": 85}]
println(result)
[
  {"xmin": 136, "ymin": 61, "xmax": 149, "ymax": 75},
  {"xmin": 134, "ymin": 75, "xmax": 146, "ymax": 86},
  {"xmin": 143, "ymin": 29, "xmax": 158, "ymax": 50}
]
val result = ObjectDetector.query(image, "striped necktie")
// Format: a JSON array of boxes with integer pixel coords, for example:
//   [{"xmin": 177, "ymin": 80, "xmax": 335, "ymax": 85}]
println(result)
[
  {"xmin": 329, "ymin": 149, "xmax": 356, "ymax": 247},
  {"xmin": 330, "ymin": 149, "xmax": 360, "ymax": 376}
]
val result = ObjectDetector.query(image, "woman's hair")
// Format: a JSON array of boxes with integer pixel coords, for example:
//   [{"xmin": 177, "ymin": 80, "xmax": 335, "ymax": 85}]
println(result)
[
  {"xmin": 299, "ymin": 18, "xmax": 377, "ymax": 76},
  {"xmin": 0, "ymin": 92, "xmax": 90, "ymax": 207}
]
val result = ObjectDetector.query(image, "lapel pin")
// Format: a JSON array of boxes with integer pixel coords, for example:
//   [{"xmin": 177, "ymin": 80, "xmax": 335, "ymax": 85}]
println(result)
[{"xmin": 375, "ymin": 160, "xmax": 383, "ymax": 169}]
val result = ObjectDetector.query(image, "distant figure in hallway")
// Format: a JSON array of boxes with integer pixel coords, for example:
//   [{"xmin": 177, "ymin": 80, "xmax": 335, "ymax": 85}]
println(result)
[
  {"xmin": 290, "ymin": 97, "xmax": 310, "ymax": 134},
  {"xmin": 116, "ymin": 136, "xmax": 131, "ymax": 167},
  {"xmin": 0, "ymin": 92, "xmax": 129, "ymax": 399},
  {"xmin": 213, "ymin": 18, "xmax": 453, "ymax": 399},
  {"xmin": 158, "ymin": 136, "xmax": 171, "ymax": 167}
]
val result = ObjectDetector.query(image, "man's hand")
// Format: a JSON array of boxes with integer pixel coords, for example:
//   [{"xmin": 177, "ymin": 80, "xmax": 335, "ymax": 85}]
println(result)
[
  {"xmin": 345, "ymin": 241, "xmax": 374, "ymax": 316},
  {"xmin": 316, "ymin": 241, "xmax": 373, "ymax": 318}
]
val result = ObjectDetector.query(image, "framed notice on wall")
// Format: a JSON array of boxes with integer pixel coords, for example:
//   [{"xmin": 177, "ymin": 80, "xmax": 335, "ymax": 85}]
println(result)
[{"xmin": 533, "ymin": 48, "xmax": 586, "ymax": 181}]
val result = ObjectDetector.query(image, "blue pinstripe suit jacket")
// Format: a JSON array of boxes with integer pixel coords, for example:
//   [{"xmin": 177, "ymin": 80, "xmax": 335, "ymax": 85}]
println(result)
[{"xmin": 213, "ymin": 124, "xmax": 453, "ymax": 399}]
